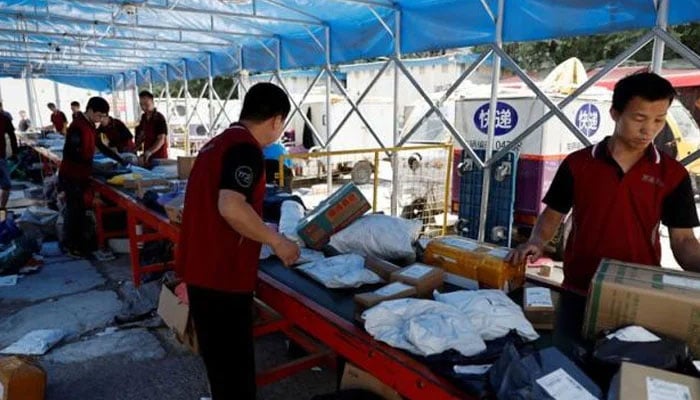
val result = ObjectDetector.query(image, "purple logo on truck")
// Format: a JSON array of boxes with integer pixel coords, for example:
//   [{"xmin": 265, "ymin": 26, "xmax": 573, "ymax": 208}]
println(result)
[
  {"xmin": 576, "ymin": 103, "xmax": 600, "ymax": 137},
  {"xmin": 474, "ymin": 101, "xmax": 519, "ymax": 136}
]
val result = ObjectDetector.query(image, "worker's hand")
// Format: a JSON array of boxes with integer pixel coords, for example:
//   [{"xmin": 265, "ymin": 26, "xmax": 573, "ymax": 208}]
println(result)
[
  {"xmin": 271, "ymin": 235, "xmax": 300, "ymax": 267},
  {"xmin": 506, "ymin": 239, "xmax": 545, "ymax": 266}
]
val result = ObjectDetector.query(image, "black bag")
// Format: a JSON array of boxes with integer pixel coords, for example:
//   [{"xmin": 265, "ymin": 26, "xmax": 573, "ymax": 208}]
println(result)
[{"xmin": 262, "ymin": 185, "xmax": 305, "ymax": 224}]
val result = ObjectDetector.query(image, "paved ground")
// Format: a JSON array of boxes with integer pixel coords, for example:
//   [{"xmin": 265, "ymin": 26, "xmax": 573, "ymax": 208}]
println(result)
[{"xmin": 0, "ymin": 244, "xmax": 336, "ymax": 400}]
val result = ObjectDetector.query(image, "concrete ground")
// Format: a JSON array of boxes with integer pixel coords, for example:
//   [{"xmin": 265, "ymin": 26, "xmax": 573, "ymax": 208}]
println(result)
[{"xmin": 0, "ymin": 244, "xmax": 336, "ymax": 400}]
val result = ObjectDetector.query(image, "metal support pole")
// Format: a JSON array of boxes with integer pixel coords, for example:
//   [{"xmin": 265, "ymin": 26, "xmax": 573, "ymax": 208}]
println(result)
[
  {"xmin": 325, "ymin": 28, "xmax": 333, "ymax": 194},
  {"xmin": 53, "ymin": 81, "xmax": 61, "ymax": 111},
  {"xmin": 148, "ymin": 69, "xmax": 154, "ymax": 94},
  {"xmin": 208, "ymin": 53, "xmax": 215, "ymax": 134},
  {"xmin": 0, "ymin": 80, "xmax": 3, "ymax": 102},
  {"xmin": 111, "ymin": 76, "xmax": 118, "ymax": 119},
  {"xmin": 391, "ymin": 11, "xmax": 401, "ymax": 216},
  {"xmin": 183, "ymin": 60, "xmax": 190, "ymax": 155},
  {"xmin": 651, "ymin": 0, "xmax": 669, "ymax": 73},
  {"xmin": 133, "ymin": 78, "xmax": 140, "ymax": 125},
  {"xmin": 25, "ymin": 73, "xmax": 37, "ymax": 130},
  {"xmin": 478, "ymin": 0, "xmax": 504, "ymax": 243}
]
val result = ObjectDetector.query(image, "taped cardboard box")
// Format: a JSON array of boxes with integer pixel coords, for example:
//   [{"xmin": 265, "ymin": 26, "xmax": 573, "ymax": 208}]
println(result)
[
  {"xmin": 423, "ymin": 236, "xmax": 525, "ymax": 292},
  {"xmin": 389, "ymin": 263, "xmax": 444, "ymax": 297},
  {"xmin": 354, "ymin": 282, "xmax": 417, "ymax": 322},
  {"xmin": 583, "ymin": 259, "xmax": 700, "ymax": 356},
  {"xmin": 523, "ymin": 287, "xmax": 558, "ymax": 330},
  {"xmin": 177, "ymin": 156, "xmax": 196, "ymax": 180},
  {"xmin": 157, "ymin": 282, "xmax": 198, "ymax": 354},
  {"xmin": 609, "ymin": 362, "xmax": 700, "ymax": 400},
  {"xmin": 340, "ymin": 363, "xmax": 402, "ymax": 400},
  {"xmin": 297, "ymin": 182, "xmax": 370, "ymax": 249},
  {"xmin": 0, "ymin": 356, "xmax": 46, "ymax": 400},
  {"xmin": 364, "ymin": 256, "xmax": 401, "ymax": 281}
]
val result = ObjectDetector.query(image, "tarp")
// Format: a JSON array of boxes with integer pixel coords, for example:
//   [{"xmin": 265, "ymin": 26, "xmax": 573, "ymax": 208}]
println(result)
[{"xmin": 0, "ymin": 0, "xmax": 696, "ymax": 91}]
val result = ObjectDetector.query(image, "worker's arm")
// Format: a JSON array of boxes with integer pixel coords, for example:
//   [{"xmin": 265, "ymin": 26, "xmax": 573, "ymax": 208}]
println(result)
[
  {"xmin": 507, "ymin": 158, "xmax": 574, "ymax": 265},
  {"xmin": 143, "ymin": 134, "xmax": 166, "ymax": 160},
  {"xmin": 218, "ymin": 142, "xmax": 299, "ymax": 266},
  {"xmin": 61, "ymin": 113, "xmax": 68, "ymax": 135},
  {"xmin": 506, "ymin": 207, "xmax": 565, "ymax": 265},
  {"xmin": 670, "ymin": 228, "xmax": 700, "ymax": 273}
]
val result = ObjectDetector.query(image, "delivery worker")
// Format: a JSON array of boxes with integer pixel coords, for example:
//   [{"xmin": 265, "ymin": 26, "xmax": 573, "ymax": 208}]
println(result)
[
  {"xmin": 134, "ymin": 90, "xmax": 167, "ymax": 166},
  {"xmin": 176, "ymin": 83, "xmax": 300, "ymax": 400},
  {"xmin": 507, "ymin": 72, "xmax": 700, "ymax": 295},
  {"xmin": 0, "ymin": 111, "xmax": 17, "ymax": 212},
  {"xmin": 59, "ymin": 97, "xmax": 124, "ymax": 258},
  {"xmin": 47, "ymin": 103, "xmax": 68, "ymax": 135},
  {"xmin": 98, "ymin": 114, "xmax": 136, "ymax": 154}
]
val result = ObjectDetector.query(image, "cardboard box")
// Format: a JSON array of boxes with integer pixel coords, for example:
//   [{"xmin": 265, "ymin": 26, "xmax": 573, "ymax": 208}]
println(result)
[
  {"xmin": 390, "ymin": 263, "xmax": 444, "ymax": 297},
  {"xmin": 423, "ymin": 236, "xmax": 525, "ymax": 292},
  {"xmin": 610, "ymin": 362, "xmax": 700, "ymax": 400},
  {"xmin": 177, "ymin": 156, "xmax": 196, "ymax": 180},
  {"xmin": 164, "ymin": 193, "xmax": 186, "ymax": 224},
  {"xmin": 0, "ymin": 356, "xmax": 46, "ymax": 400},
  {"xmin": 364, "ymin": 256, "xmax": 402, "ymax": 281},
  {"xmin": 340, "ymin": 363, "xmax": 402, "ymax": 400},
  {"xmin": 524, "ymin": 287, "xmax": 557, "ymax": 330},
  {"xmin": 157, "ymin": 282, "xmax": 198, "ymax": 354},
  {"xmin": 583, "ymin": 259, "xmax": 700, "ymax": 356},
  {"xmin": 354, "ymin": 281, "xmax": 417, "ymax": 322},
  {"xmin": 296, "ymin": 183, "xmax": 370, "ymax": 249}
]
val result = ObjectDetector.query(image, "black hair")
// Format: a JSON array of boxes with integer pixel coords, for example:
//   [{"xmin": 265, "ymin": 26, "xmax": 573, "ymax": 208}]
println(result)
[
  {"xmin": 86, "ymin": 97, "xmax": 110, "ymax": 114},
  {"xmin": 612, "ymin": 72, "xmax": 676, "ymax": 112},
  {"xmin": 239, "ymin": 83, "xmax": 290, "ymax": 122},
  {"xmin": 47, "ymin": 103, "xmax": 56, "ymax": 109},
  {"xmin": 70, "ymin": 101, "xmax": 80, "ymax": 107},
  {"xmin": 139, "ymin": 90, "xmax": 154, "ymax": 100}
]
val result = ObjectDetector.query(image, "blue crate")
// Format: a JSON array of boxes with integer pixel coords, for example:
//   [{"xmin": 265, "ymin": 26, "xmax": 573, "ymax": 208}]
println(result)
[{"xmin": 457, "ymin": 149, "xmax": 517, "ymax": 247}]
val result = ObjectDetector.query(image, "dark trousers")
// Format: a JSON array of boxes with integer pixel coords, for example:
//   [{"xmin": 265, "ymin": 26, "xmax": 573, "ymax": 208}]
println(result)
[
  {"xmin": 61, "ymin": 179, "xmax": 88, "ymax": 253},
  {"xmin": 188, "ymin": 285, "xmax": 255, "ymax": 400}
]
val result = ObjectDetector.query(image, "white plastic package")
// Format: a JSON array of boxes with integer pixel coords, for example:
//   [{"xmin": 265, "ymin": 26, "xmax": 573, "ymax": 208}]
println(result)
[
  {"xmin": 434, "ymin": 290, "xmax": 539, "ymax": 342},
  {"xmin": 296, "ymin": 254, "xmax": 381, "ymax": 288},
  {"xmin": 278, "ymin": 201, "xmax": 305, "ymax": 243},
  {"xmin": 363, "ymin": 299, "xmax": 486, "ymax": 357},
  {"xmin": 0, "ymin": 329, "xmax": 68, "ymax": 355},
  {"xmin": 329, "ymin": 214, "xmax": 422, "ymax": 262}
]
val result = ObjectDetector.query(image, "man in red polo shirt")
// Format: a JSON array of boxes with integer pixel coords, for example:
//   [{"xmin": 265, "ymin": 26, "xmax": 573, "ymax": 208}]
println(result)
[
  {"xmin": 508, "ymin": 73, "xmax": 700, "ymax": 295},
  {"xmin": 58, "ymin": 97, "xmax": 112, "ymax": 258},
  {"xmin": 0, "ymin": 112, "xmax": 17, "ymax": 212},
  {"xmin": 176, "ymin": 83, "xmax": 300, "ymax": 400},
  {"xmin": 98, "ymin": 114, "xmax": 136, "ymax": 154},
  {"xmin": 134, "ymin": 90, "xmax": 167, "ymax": 165},
  {"xmin": 47, "ymin": 103, "xmax": 68, "ymax": 135}
]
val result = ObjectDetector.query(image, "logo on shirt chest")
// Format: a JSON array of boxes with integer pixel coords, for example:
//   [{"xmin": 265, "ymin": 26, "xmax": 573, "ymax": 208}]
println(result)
[
  {"xmin": 641, "ymin": 174, "xmax": 665, "ymax": 188},
  {"xmin": 235, "ymin": 166, "xmax": 254, "ymax": 188}
]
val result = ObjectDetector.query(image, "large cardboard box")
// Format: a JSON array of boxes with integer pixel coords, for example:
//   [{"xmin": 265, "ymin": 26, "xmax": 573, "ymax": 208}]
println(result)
[
  {"xmin": 523, "ymin": 287, "xmax": 557, "ymax": 330},
  {"xmin": 340, "ymin": 363, "xmax": 402, "ymax": 400},
  {"xmin": 423, "ymin": 236, "xmax": 525, "ymax": 292},
  {"xmin": 364, "ymin": 256, "xmax": 401, "ymax": 281},
  {"xmin": 389, "ymin": 263, "xmax": 444, "ymax": 297},
  {"xmin": 296, "ymin": 183, "xmax": 370, "ymax": 249},
  {"xmin": 0, "ymin": 356, "xmax": 46, "ymax": 400},
  {"xmin": 157, "ymin": 282, "xmax": 199, "ymax": 354},
  {"xmin": 583, "ymin": 259, "xmax": 700, "ymax": 356},
  {"xmin": 610, "ymin": 362, "xmax": 700, "ymax": 400}
]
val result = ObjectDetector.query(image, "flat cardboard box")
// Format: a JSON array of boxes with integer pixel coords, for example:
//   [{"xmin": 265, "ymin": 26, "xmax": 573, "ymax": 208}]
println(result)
[
  {"xmin": 390, "ymin": 263, "xmax": 444, "ymax": 297},
  {"xmin": 177, "ymin": 156, "xmax": 196, "ymax": 180},
  {"xmin": 364, "ymin": 256, "xmax": 402, "ymax": 281},
  {"xmin": 164, "ymin": 193, "xmax": 186, "ymax": 224},
  {"xmin": 354, "ymin": 282, "xmax": 417, "ymax": 322},
  {"xmin": 0, "ymin": 356, "xmax": 46, "ymax": 400},
  {"xmin": 340, "ymin": 363, "xmax": 402, "ymax": 400},
  {"xmin": 583, "ymin": 259, "xmax": 700, "ymax": 356},
  {"xmin": 611, "ymin": 362, "xmax": 700, "ymax": 400},
  {"xmin": 157, "ymin": 283, "xmax": 198, "ymax": 354},
  {"xmin": 297, "ymin": 182, "xmax": 370, "ymax": 249},
  {"xmin": 523, "ymin": 287, "xmax": 557, "ymax": 330}
]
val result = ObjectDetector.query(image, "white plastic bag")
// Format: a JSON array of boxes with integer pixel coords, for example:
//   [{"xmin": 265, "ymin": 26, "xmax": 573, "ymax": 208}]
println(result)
[
  {"xmin": 279, "ymin": 201, "xmax": 305, "ymax": 243},
  {"xmin": 296, "ymin": 254, "xmax": 381, "ymax": 288},
  {"xmin": 434, "ymin": 290, "xmax": 539, "ymax": 342},
  {"xmin": 363, "ymin": 298, "xmax": 486, "ymax": 357},
  {"xmin": 0, "ymin": 329, "xmax": 68, "ymax": 355},
  {"xmin": 329, "ymin": 214, "xmax": 421, "ymax": 261}
]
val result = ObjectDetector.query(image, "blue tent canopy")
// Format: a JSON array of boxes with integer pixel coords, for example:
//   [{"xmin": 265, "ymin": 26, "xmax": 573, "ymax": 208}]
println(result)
[{"xmin": 0, "ymin": 0, "xmax": 697, "ymax": 91}]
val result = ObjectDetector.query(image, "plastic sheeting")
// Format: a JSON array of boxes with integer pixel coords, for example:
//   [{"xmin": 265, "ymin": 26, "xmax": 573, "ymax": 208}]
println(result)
[
  {"xmin": 295, "ymin": 253, "xmax": 382, "ymax": 288},
  {"xmin": 0, "ymin": 1, "xmax": 697, "ymax": 90}
]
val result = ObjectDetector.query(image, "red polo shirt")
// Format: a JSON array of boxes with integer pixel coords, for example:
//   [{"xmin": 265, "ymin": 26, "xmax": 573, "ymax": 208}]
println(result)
[
  {"xmin": 543, "ymin": 136, "xmax": 699, "ymax": 294},
  {"xmin": 97, "ymin": 117, "xmax": 136, "ymax": 153},
  {"xmin": 176, "ymin": 124, "xmax": 266, "ymax": 293},
  {"xmin": 135, "ymin": 109, "xmax": 168, "ymax": 159},
  {"xmin": 58, "ymin": 112, "xmax": 96, "ymax": 183},
  {"xmin": 51, "ymin": 111, "xmax": 68, "ymax": 133}
]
